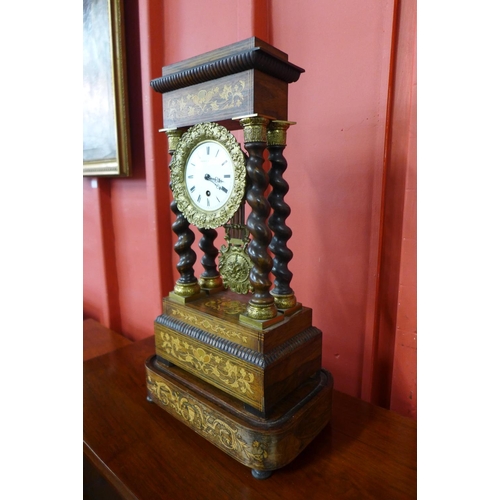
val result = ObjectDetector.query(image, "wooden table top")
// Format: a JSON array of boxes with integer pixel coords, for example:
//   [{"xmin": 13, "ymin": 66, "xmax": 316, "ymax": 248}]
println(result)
[
  {"xmin": 83, "ymin": 318, "xmax": 132, "ymax": 361},
  {"xmin": 84, "ymin": 335, "xmax": 417, "ymax": 499}
]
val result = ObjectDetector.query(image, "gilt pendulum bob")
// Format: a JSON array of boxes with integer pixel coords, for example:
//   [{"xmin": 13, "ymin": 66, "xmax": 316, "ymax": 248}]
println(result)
[{"xmin": 145, "ymin": 38, "xmax": 333, "ymax": 480}]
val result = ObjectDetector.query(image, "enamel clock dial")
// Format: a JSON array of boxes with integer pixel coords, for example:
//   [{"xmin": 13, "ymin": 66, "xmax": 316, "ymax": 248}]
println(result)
[
  {"xmin": 170, "ymin": 123, "xmax": 246, "ymax": 229},
  {"xmin": 185, "ymin": 140, "xmax": 235, "ymax": 212}
]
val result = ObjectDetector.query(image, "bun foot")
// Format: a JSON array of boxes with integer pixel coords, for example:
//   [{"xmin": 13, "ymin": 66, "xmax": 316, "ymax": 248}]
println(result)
[{"xmin": 252, "ymin": 469, "xmax": 272, "ymax": 480}]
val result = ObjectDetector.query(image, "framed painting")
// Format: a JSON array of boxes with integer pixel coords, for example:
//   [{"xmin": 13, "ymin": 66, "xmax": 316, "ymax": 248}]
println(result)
[{"xmin": 83, "ymin": 0, "xmax": 131, "ymax": 176}]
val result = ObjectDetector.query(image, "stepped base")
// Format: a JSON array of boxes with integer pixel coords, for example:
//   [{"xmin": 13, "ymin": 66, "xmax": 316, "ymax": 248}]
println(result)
[{"xmin": 145, "ymin": 355, "xmax": 333, "ymax": 476}]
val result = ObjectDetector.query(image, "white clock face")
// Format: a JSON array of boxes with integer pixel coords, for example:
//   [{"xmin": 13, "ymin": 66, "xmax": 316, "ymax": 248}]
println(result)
[{"xmin": 185, "ymin": 140, "xmax": 235, "ymax": 212}]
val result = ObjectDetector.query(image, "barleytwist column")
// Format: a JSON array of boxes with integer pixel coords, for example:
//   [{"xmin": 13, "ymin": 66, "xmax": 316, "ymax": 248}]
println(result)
[
  {"xmin": 198, "ymin": 227, "xmax": 223, "ymax": 291},
  {"xmin": 240, "ymin": 116, "xmax": 277, "ymax": 320},
  {"xmin": 164, "ymin": 129, "xmax": 200, "ymax": 298},
  {"xmin": 267, "ymin": 121, "xmax": 298, "ymax": 311}
]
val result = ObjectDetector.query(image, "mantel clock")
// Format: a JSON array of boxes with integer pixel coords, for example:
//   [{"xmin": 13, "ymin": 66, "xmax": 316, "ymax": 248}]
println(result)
[{"xmin": 145, "ymin": 37, "xmax": 333, "ymax": 480}]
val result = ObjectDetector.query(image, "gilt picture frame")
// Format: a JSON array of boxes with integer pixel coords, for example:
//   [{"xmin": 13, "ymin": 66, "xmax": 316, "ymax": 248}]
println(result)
[{"xmin": 83, "ymin": 0, "xmax": 131, "ymax": 177}]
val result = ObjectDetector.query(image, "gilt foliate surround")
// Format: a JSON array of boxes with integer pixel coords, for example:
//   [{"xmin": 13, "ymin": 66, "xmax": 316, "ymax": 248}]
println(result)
[{"xmin": 170, "ymin": 122, "xmax": 246, "ymax": 229}]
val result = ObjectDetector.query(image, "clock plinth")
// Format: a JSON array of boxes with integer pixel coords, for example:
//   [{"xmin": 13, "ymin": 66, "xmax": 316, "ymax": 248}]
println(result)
[
  {"xmin": 154, "ymin": 291, "xmax": 322, "ymax": 415},
  {"xmin": 146, "ymin": 354, "xmax": 333, "ymax": 476},
  {"xmin": 148, "ymin": 38, "xmax": 333, "ymax": 478}
]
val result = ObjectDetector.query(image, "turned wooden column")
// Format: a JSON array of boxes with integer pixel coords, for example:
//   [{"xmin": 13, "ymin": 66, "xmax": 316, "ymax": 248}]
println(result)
[
  {"xmin": 164, "ymin": 129, "xmax": 200, "ymax": 298},
  {"xmin": 267, "ymin": 121, "xmax": 298, "ymax": 311},
  {"xmin": 240, "ymin": 116, "xmax": 277, "ymax": 320},
  {"xmin": 198, "ymin": 227, "xmax": 223, "ymax": 290}
]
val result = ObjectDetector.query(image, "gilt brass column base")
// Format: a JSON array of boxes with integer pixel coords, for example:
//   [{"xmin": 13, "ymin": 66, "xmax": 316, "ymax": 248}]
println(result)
[
  {"xmin": 169, "ymin": 280, "xmax": 203, "ymax": 304},
  {"xmin": 198, "ymin": 276, "xmax": 225, "ymax": 294},
  {"xmin": 271, "ymin": 291, "xmax": 302, "ymax": 315},
  {"xmin": 168, "ymin": 291, "xmax": 204, "ymax": 304},
  {"xmin": 242, "ymin": 301, "xmax": 279, "ymax": 323},
  {"xmin": 238, "ymin": 311, "xmax": 284, "ymax": 329},
  {"xmin": 145, "ymin": 355, "xmax": 333, "ymax": 477}
]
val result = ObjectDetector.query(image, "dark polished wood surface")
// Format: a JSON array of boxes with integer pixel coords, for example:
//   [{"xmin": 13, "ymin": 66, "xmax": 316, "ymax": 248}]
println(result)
[
  {"xmin": 83, "ymin": 318, "xmax": 132, "ymax": 362},
  {"xmin": 84, "ymin": 329, "xmax": 416, "ymax": 499}
]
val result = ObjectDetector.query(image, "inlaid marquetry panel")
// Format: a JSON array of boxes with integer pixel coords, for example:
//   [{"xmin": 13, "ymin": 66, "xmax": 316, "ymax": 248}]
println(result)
[
  {"xmin": 154, "ymin": 314, "xmax": 323, "ymax": 413},
  {"xmin": 155, "ymin": 322, "xmax": 264, "ymax": 409},
  {"xmin": 163, "ymin": 297, "xmax": 259, "ymax": 350},
  {"xmin": 160, "ymin": 70, "xmax": 290, "ymax": 130},
  {"xmin": 162, "ymin": 293, "xmax": 313, "ymax": 353},
  {"xmin": 145, "ymin": 356, "xmax": 333, "ymax": 472},
  {"xmin": 146, "ymin": 369, "xmax": 269, "ymax": 468},
  {"xmin": 162, "ymin": 72, "xmax": 253, "ymax": 130}
]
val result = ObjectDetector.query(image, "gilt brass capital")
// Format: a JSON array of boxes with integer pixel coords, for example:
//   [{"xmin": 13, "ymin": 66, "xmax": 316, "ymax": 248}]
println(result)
[
  {"xmin": 161, "ymin": 128, "xmax": 184, "ymax": 153},
  {"xmin": 239, "ymin": 116, "xmax": 270, "ymax": 143},
  {"xmin": 267, "ymin": 120, "xmax": 296, "ymax": 147}
]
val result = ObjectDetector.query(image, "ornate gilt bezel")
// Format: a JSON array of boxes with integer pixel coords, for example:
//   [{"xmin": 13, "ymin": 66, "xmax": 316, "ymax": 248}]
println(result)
[{"xmin": 170, "ymin": 123, "xmax": 246, "ymax": 229}]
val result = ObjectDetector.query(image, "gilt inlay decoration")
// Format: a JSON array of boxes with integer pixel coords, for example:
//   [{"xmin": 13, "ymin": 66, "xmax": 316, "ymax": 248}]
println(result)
[{"xmin": 147, "ymin": 374, "xmax": 268, "ymax": 465}]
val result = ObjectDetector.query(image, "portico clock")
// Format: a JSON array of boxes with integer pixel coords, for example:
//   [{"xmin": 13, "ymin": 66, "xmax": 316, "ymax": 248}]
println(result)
[{"xmin": 145, "ymin": 37, "xmax": 333, "ymax": 481}]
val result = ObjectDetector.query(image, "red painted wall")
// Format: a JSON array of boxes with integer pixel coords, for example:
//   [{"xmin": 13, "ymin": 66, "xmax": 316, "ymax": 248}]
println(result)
[
  {"xmin": 83, "ymin": 0, "xmax": 416, "ymax": 418},
  {"xmin": 388, "ymin": 0, "xmax": 417, "ymax": 418}
]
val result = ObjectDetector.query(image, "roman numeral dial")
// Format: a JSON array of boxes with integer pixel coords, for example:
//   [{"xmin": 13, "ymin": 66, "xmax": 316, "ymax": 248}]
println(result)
[
  {"xmin": 170, "ymin": 123, "xmax": 246, "ymax": 229},
  {"xmin": 185, "ymin": 140, "xmax": 236, "ymax": 213}
]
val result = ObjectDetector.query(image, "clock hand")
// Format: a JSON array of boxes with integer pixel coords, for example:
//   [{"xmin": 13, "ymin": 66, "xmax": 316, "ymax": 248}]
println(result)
[
  {"xmin": 204, "ymin": 174, "xmax": 224, "ymax": 185},
  {"xmin": 204, "ymin": 174, "xmax": 228, "ymax": 193}
]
